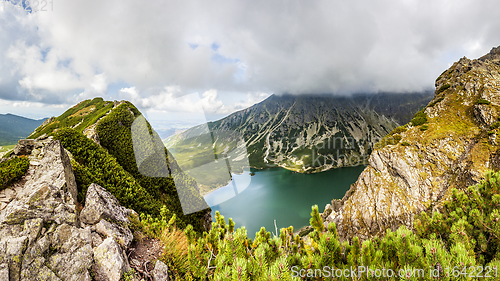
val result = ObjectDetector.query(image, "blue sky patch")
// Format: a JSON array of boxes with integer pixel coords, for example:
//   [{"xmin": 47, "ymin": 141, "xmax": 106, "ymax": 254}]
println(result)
[
  {"xmin": 211, "ymin": 53, "xmax": 239, "ymax": 64},
  {"xmin": 211, "ymin": 42, "xmax": 220, "ymax": 51}
]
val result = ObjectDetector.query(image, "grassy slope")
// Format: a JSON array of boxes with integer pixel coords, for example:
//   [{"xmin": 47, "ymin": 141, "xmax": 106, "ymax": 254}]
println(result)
[
  {"xmin": 0, "ymin": 145, "xmax": 15, "ymax": 158},
  {"xmin": 29, "ymin": 97, "xmax": 113, "ymax": 139},
  {"xmin": 30, "ymin": 98, "xmax": 209, "ymax": 232}
]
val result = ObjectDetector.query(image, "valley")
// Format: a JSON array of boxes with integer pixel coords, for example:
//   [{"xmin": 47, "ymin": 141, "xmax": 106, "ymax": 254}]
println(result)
[
  {"xmin": 0, "ymin": 114, "xmax": 46, "ymax": 146},
  {"xmin": 165, "ymin": 92, "xmax": 433, "ymax": 194}
]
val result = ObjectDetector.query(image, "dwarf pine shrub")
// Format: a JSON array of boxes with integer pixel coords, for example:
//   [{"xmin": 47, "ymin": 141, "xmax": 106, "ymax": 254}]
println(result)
[
  {"xmin": 139, "ymin": 171, "xmax": 500, "ymax": 280},
  {"xmin": 0, "ymin": 156, "xmax": 30, "ymax": 190}
]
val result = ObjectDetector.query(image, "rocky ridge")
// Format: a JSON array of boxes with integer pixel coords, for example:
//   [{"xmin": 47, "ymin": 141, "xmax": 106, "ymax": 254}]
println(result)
[
  {"xmin": 28, "ymin": 98, "xmax": 212, "ymax": 232},
  {"xmin": 323, "ymin": 46, "xmax": 500, "ymax": 240},
  {"xmin": 0, "ymin": 135, "xmax": 170, "ymax": 281}
]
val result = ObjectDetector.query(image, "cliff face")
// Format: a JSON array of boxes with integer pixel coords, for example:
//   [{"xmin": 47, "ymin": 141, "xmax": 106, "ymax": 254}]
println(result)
[{"xmin": 324, "ymin": 46, "xmax": 500, "ymax": 240}]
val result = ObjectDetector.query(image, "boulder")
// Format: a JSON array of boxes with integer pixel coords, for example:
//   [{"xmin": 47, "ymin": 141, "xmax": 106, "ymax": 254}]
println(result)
[
  {"xmin": 93, "ymin": 237, "xmax": 130, "ymax": 281},
  {"xmin": 95, "ymin": 219, "xmax": 133, "ymax": 248},
  {"xmin": 80, "ymin": 183, "xmax": 132, "ymax": 225},
  {"xmin": 13, "ymin": 139, "xmax": 35, "ymax": 156},
  {"xmin": 153, "ymin": 260, "xmax": 169, "ymax": 281}
]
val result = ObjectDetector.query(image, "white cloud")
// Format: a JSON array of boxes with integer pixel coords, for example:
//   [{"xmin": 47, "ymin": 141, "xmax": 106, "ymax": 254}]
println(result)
[
  {"xmin": 114, "ymin": 86, "xmax": 267, "ymax": 115},
  {"xmin": 216, "ymin": 92, "xmax": 270, "ymax": 114},
  {"xmin": 200, "ymin": 90, "xmax": 225, "ymax": 113},
  {"xmin": 1, "ymin": 0, "xmax": 500, "ymax": 109}
]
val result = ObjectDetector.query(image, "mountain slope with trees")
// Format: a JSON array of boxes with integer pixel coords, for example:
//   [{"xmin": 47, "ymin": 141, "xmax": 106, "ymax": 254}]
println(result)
[{"xmin": 0, "ymin": 113, "xmax": 46, "ymax": 145}]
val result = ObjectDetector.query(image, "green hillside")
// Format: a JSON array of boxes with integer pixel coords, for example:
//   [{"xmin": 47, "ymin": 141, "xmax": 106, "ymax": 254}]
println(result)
[
  {"xmin": 0, "ymin": 113, "xmax": 46, "ymax": 145},
  {"xmin": 30, "ymin": 97, "xmax": 210, "ymax": 233}
]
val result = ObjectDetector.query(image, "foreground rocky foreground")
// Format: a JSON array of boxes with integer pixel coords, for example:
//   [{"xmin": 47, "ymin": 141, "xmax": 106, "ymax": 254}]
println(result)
[{"xmin": 0, "ymin": 135, "xmax": 168, "ymax": 281}]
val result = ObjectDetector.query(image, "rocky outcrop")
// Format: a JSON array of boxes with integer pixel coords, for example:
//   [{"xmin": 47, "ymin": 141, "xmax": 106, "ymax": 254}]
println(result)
[
  {"xmin": 83, "ymin": 123, "xmax": 101, "ymax": 145},
  {"xmin": 1, "ymin": 135, "xmax": 77, "ymax": 211},
  {"xmin": 0, "ymin": 138, "xmax": 144, "ymax": 280},
  {"xmin": 13, "ymin": 139, "xmax": 35, "ymax": 156},
  {"xmin": 39, "ymin": 117, "xmax": 55, "ymax": 128},
  {"xmin": 324, "ymin": 46, "xmax": 500, "ymax": 240},
  {"xmin": 80, "ymin": 183, "xmax": 133, "ymax": 226}
]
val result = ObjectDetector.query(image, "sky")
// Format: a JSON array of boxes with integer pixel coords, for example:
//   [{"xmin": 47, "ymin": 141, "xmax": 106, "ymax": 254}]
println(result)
[{"xmin": 0, "ymin": 0, "xmax": 500, "ymax": 129}]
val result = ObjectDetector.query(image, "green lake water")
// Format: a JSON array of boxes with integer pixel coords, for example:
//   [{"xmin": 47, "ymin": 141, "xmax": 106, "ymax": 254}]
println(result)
[{"xmin": 204, "ymin": 166, "xmax": 365, "ymax": 238}]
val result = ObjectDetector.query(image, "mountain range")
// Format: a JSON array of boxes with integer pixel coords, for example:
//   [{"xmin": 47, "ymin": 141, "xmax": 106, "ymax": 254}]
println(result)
[
  {"xmin": 165, "ymin": 92, "xmax": 433, "ymax": 193},
  {"xmin": 0, "ymin": 113, "xmax": 46, "ymax": 146}
]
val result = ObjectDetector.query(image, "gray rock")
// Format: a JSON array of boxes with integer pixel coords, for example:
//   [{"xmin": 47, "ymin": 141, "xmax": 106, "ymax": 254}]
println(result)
[
  {"xmin": 50, "ymin": 224, "xmax": 92, "ymax": 254},
  {"xmin": 22, "ymin": 234, "xmax": 50, "ymax": 265},
  {"xmin": 0, "ymin": 140, "xmax": 80, "ymax": 227},
  {"xmin": 21, "ymin": 257, "xmax": 61, "ymax": 281},
  {"xmin": 48, "ymin": 244, "xmax": 93, "ymax": 281},
  {"xmin": 93, "ymin": 237, "xmax": 129, "ymax": 281},
  {"xmin": 92, "ymin": 232, "xmax": 104, "ymax": 248},
  {"xmin": 35, "ymin": 133, "xmax": 49, "ymax": 142},
  {"xmin": 0, "ymin": 188, "xmax": 17, "ymax": 211},
  {"xmin": 0, "ymin": 184, "xmax": 77, "ymax": 226},
  {"xmin": 14, "ymin": 139, "xmax": 35, "ymax": 156},
  {"xmin": 83, "ymin": 123, "xmax": 101, "ymax": 145},
  {"xmin": 23, "ymin": 218, "xmax": 43, "ymax": 248},
  {"xmin": 153, "ymin": 260, "xmax": 169, "ymax": 281},
  {"xmin": 16, "ymin": 140, "xmax": 77, "ymax": 204},
  {"xmin": 95, "ymin": 219, "xmax": 133, "ymax": 248},
  {"xmin": 474, "ymin": 104, "xmax": 497, "ymax": 127},
  {"xmin": 0, "ymin": 263, "xmax": 8, "ymax": 281},
  {"xmin": 80, "ymin": 183, "xmax": 132, "ymax": 225},
  {"xmin": 0, "ymin": 235, "xmax": 28, "ymax": 281}
]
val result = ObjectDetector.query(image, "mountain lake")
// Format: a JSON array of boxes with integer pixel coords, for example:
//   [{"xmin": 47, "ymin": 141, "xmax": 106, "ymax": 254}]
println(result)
[{"xmin": 204, "ymin": 165, "xmax": 366, "ymax": 237}]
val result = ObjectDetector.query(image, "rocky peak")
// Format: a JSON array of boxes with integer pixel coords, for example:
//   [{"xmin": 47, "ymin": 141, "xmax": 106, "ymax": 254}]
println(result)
[
  {"xmin": 323, "ymin": 45, "xmax": 500, "ymax": 240},
  {"xmin": 0, "ymin": 138, "xmax": 169, "ymax": 280}
]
